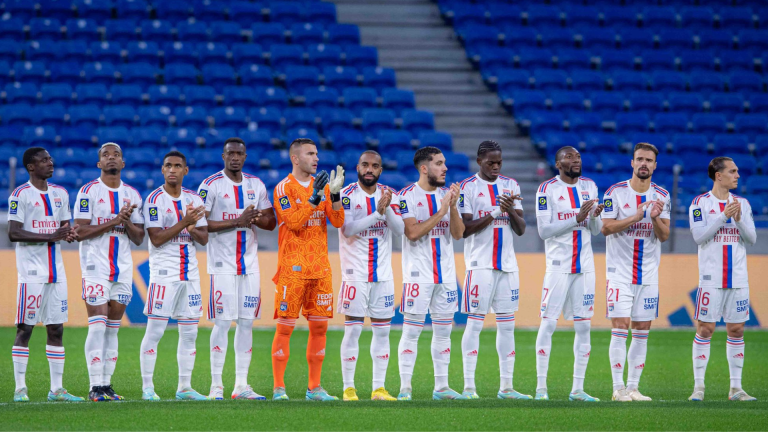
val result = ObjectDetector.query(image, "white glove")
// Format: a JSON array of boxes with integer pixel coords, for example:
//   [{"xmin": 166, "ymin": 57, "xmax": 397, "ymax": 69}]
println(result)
[{"xmin": 329, "ymin": 165, "xmax": 345, "ymax": 194}]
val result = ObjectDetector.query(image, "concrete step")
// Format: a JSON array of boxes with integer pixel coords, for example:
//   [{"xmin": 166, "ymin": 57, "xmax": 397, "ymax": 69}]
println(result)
[
  {"xmin": 416, "ymin": 92, "xmax": 500, "ymax": 106},
  {"xmin": 404, "ymin": 82, "xmax": 487, "ymax": 94},
  {"xmin": 372, "ymin": 39, "xmax": 459, "ymax": 50},
  {"xmin": 397, "ymin": 71, "xmax": 485, "ymax": 87},
  {"xmin": 383, "ymin": 59, "xmax": 474, "ymax": 71},
  {"xmin": 436, "ymin": 115, "xmax": 516, "ymax": 129},
  {"xmin": 359, "ymin": 26, "xmax": 455, "ymax": 43},
  {"xmin": 379, "ymin": 48, "xmax": 468, "ymax": 63},
  {"xmin": 418, "ymin": 105, "xmax": 506, "ymax": 117},
  {"xmin": 335, "ymin": 0, "xmax": 432, "ymax": 4},
  {"xmin": 336, "ymin": 1, "xmax": 441, "ymax": 20}
]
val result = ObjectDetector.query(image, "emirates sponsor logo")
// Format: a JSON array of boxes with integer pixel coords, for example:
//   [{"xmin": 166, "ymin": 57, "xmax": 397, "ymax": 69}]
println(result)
[
  {"xmin": 90, "ymin": 356, "xmax": 101, "ymax": 365},
  {"xmin": 376, "ymin": 354, "xmax": 389, "ymax": 360},
  {"xmin": 211, "ymin": 346, "xmax": 223, "ymax": 353},
  {"xmin": 635, "ymin": 363, "xmax": 644, "ymax": 369},
  {"xmin": 612, "ymin": 362, "xmax": 622, "ymax": 369},
  {"xmin": 143, "ymin": 349, "xmax": 156, "ymax": 355},
  {"xmin": 343, "ymin": 356, "xmax": 357, "ymax": 362},
  {"xmin": 695, "ymin": 354, "xmax": 707, "ymax": 360},
  {"xmin": 733, "ymin": 353, "xmax": 744, "ymax": 359},
  {"xmin": 466, "ymin": 350, "xmax": 478, "ymax": 357},
  {"xmin": 401, "ymin": 349, "xmax": 414, "ymax": 355},
  {"xmin": 537, "ymin": 349, "xmax": 547, "ymax": 356},
  {"xmin": 273, "ymin": 349, "xmax": 284, "ymax": 357},
  {"xmin": 439, "ymin": 348, "xmax": 451, "ymax": 355},
  {"xmin": 507, "ymin": 351, "xmax": 515, "ymax": 358}
]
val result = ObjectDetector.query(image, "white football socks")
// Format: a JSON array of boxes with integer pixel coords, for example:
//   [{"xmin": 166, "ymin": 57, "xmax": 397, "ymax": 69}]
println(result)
[
  {"xmin": 370, "ymin": 320, "xmax": 391, "ymax": 390},
  {"xmin": 535, "ymin": 318, "xmax": 557, "ymax": 391},
  {"xmin": 12, "ymin": 346, "xmax": 29, "ymax": 390},
  {"xmin": 140, "ymin": 316, "xmax": 168, "ymax": 389},
  {"xmin": 626, "ymin": 329, "xmax": 649, "ymax": 391},
  {"xmin": 209, "ymin": 319, "xmax": 230, "ymax": 388},
  {"xmin": 85, "ymin": 315, "xmax": 107, "ymax": 388},
  {"xmin": 496, "ymin": 314, "xmax": 516, "ymax": 391},
  {"xmin": 461, "ymin": 314, "xmax": 484, "ymax": 392},
  {"xmin": 609, "ymin": 328, "xmax": 628, "ymax": 390},
  {"xmin": 572, "ymin": 319, "xmax": 591, "ymax": 393},
  {"xmin": 234, "ymin": 319, "xmax": 253, "ymax": 389},
  {"xmin": 46, "ymin": 345, "xmax": 65, "ymax": 392},
  {"xmin": 726, "ymin": 336, "xmax": 745, "ymax": 389},
  {"xmin": 398, "ymin": 313, "xmax": 425, "ymax": 392},
  {"xmin": 177, "ymin": 319, "xmax": 199, "ymax": 392},
  {"xmin": 103, "ymin": 319, "xmax": 120, "ymax": 386},
  {"xmin": 430, "ymin": 314, "xmax": 453, "ymax": 391},
  {"xmin": 692, "ymin": 333, "xmax": 711, "ymax": 388},
  {"xmin": 340, "ymin": 319, "xmax": 363, "ymax": 390}
]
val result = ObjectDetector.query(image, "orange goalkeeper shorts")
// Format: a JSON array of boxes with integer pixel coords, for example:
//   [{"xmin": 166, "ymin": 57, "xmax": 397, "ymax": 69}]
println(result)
[{"xmin": 273, "ymin": 274, "xmax": 334, "ymax": 319}]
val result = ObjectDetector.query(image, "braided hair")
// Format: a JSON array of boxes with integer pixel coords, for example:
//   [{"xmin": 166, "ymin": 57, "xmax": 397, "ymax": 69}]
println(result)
[{"xmin": 477, "ymin": 140, "xmax": 501, "ymax": 158}]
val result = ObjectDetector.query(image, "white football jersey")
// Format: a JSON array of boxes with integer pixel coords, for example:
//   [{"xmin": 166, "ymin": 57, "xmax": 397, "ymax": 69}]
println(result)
[
  {"xmin": 535, "ymin": 176, "xmax": 599, "ymax": 274},
  {"xmin": 76, "ymin": 178, "xmax": 144, "ymax": 283},
  {"xmin": 143, "ymin": 186, "xmax": 207, "ymax": 282},
  {"xmin": 197, "ymin": 171, "xmax": 272, "ymax": 275},
  {"xmin": 459, "ymin": 174, "xmax": 523, "ymax": 272},
  {"xmin": 399, "ymin": 183, "xmax": 457, "ymax": 284},
  {"xmin": 7, "ymin": 182, "xmax": 71, "ymax": 283},
  {"xmin": 689, "ymin": 192, "xmax": 753, "ymax": 289},
  {"xmin": 339, "ymin": 182, "xmax": 400, "ymax": 282},
  {"xmin": 602, "ymin": 180, "xmax": 671, "ymax": 285}
]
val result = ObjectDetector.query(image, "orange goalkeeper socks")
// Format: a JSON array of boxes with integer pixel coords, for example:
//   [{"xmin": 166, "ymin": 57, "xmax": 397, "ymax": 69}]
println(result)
[
  {"xmin": 306, "ymin": 316, "xmax": 329, "ymax": 389},
  {"xmin": 272, "ymin": 318, "xmax": 295, "ymax": 389}
]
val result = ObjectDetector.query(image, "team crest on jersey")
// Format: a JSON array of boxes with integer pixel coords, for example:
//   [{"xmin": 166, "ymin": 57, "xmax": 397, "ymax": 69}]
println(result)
[
  {"xmin": 279, "ymin": 301, "xmax": 288, "ymax": 311},
  {"xmin": 343, "ymin": 301, "xmax": 350, "ymax": 309},
  {"xmin": 247, "ymin": 190, "xmax": 255, "ymax": 200},
  {"xmin": 342, "ymin": 196, "xmax": 351, "ymax": 210},
  {"xmin": 581, "ymin": 192, "xmax": 590, "ymax": 201},
  {"xmin": 471, "ymin": 299, "xmax": 479, "ymax": 308},
  {"xmin": 400, "ymin": 200, "xmax": 408, "ymax": 214},
  {"xmin": 27, "ymin": 311, "xmax": 35, "ymax": 320},
  {"xmin": 199, "ymin": 189, "xmax": 208, "ymax": 203},
  {"xmin": 154, "ymin": 301, "xmax": 163, "ymax": 310},
  {"xmin": 123, "ymin": 198, "xmax": 130, "ymax": 207},
  {"xmin": 9, "ymin": 200, "xmax": 18, "ymax": 215},
  {"xmin": 700, "ymin": 308, "xmax": 708, "ymax": 316},
  {"xmin": 604, "ymin": 199, "xmax": 613, "ymax": 212},
  {"xmin": 608, "ymin": 303, "xmax": 614, "ymax": 312},
  {"xmin": 53, "ymin": 197, "xmax": 62, "ymax": 208},
  {"xmin": 216, "ymin": 306, "xmax": 224, "ymax": 314},
  {"xmin": 407, "ymin": 299, "xmax": 414, "ymax": 307},
  {"xmin": 79, "ymin": 198, "xmax": 89, "ymax": 213},
  {"xmin": 693, "ymin": 208, "xmax": 702, "ymax": 222},
  {"xmin": 538, "ymin": 196, "xmax": 547, "ymax": 210},
  {"xmin": 279, "ymin": 196, "xmax": 291, "ymax": 210},
  {"xmin": 149, "ymin": 207, "xmax": 158, "ymax": 221}
]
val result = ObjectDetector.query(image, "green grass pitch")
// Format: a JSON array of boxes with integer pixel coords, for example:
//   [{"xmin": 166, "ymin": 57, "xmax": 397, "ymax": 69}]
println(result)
[{"xmin": 1, "ymin": 327, "xmax": 766, "ymax": 431}]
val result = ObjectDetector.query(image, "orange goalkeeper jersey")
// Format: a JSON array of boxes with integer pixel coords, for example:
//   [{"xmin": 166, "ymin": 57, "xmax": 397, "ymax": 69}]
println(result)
[{"xmin": 272, "ymin": 173, "xmax": 345, "ymax": 281}]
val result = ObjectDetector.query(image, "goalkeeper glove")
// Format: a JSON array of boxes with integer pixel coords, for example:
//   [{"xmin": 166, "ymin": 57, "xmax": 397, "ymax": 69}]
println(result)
[
  {"xmin": 309, "ymin": 170, "xmax": 329, "ymax": 206},
  {"xmin": 329, "ymin": 165, "xmax": 345, "ymax": 202}
]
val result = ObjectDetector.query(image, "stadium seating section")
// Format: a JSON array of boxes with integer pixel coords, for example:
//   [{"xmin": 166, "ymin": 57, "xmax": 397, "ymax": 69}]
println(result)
[
  {"xmin": 0, "ymin": 0, "xmax": 463, "ymax": 208},
  {"xmin": 442, "ymin": 0, "xmax": 768, "ymax": 219}
]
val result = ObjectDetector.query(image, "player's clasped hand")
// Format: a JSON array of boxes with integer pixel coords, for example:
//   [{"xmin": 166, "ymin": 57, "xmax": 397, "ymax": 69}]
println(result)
[
  {"xmin": 650, "ymin": 200, "xmax": 664, "ymax": 219},
  {"xmin": 377, "ymin": 189, "xmax": 392, "ymax": 215},
  {"xmin": 724, "ymin": 200, "xmax": 740, "ymax": 220},
  {"xmin": 236, "ymin": 204, "xmax": 258, "ymax": 228},
  {"xmin": 634, "ymin": 200, "xmax": 654, "ymax": 222},
  {"xmin": 183, "ymin": 203, "xmax": 205, "ymax": 227},
  {"xmin": 576, "ymin": 199, "xmax": 596, "ymax": 223},
  {"xmin": 114, "ymin": 203, "xmax": 138, "ymax": 225}
]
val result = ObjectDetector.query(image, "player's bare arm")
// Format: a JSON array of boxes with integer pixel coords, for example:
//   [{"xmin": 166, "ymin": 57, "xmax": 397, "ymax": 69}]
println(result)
[
  {"xmin": 8, "ymin": 220, "xmax": 75, "ymax": 243},
  {"xmin": 650, "ymin": 200, "xmax": 670, "ymax": 242},
  {"xmin": 601, "ymin": 201, "xmax": 652, "ymax": 236},
  {"xmin": 206, "ymin": 204, "xmax": 259, "ymax": 232},
  {"xmin": 448, "ymin": 183, "xmax": 464, "ymax": 240},
  {"xmin": 501, "ymin": 194, "xmax": 526, "ymax": 236},
  {"xmin": 146, "ymin": 204, "xmax": 205, "ymax": 247},
  {"xmin": 75, "ymin": 204, "xmax": 138, "ymax": 241},
  {"xmin": 403, "ymin": 190, "xmax": 451, "ymax": 241},
  {"xmin": 250, "ymin": 207, "xmax": 277, "ymax": 231}
]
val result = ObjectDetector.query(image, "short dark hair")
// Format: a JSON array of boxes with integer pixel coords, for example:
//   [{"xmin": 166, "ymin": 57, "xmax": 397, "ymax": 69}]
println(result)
[
  {"xmin": 163, "ymin": 150, "xmax": 187, "ymax": 165},
  {"xmin": 223, "ymin": 137, "xmax": 245, "ymax": 150},
  {"xmin": 477, "ymin": 140, "xmax": 501, "ymax": 158},
  {"xmin": 22, "ymin": 147, "xmax": 48, "ymax": 172},
  {"xmin": 633, "ymin": 142, "xmax": 659, "ymax": 158},
  {"xmin": 289, "ymin": 138, "xmax": 315, "ymax": 154},
  {"xmin": 555, "ymin": 146, "xmax": 578, "ymax": 162},
  {"xmin": 413, "ymin": 146, "xmax": 442, "ymax": 169},
  {"xmin": 359, "ymin": 150, "xmax": 381, "ymax": 162},
  {"xmin": 708, "ymin": 156, "xmax": 734, "ymax": 180}
]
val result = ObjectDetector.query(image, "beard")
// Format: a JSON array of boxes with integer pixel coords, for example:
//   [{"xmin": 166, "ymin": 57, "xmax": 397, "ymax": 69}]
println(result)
[
  {"xmin": 635, "ymin": 170, "xmax": 651, "ymax": 180},
  {"xmin": 358, "ymin": 171, "xmax": 379, "ymax": 187},
  {"xmin": 106, "ymin": 168, "xmax": 119, "ymax": 175},
  {"xmin": 427, "ymin": 172, "xmax": 445, "ymax": 188},
  {"xmin": 564, "ymin": 166, "xmax": 581, "ymax": 178}
]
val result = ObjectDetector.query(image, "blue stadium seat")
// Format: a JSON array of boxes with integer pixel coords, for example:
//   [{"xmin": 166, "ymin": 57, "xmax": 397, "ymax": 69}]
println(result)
[
  {"xmin": 197, "ymin": 42, "xmax": 229, "ymax": 65},
  {"xmin": 229, "ymin": 2, "xmax": 264, "ymax": 27},
  {"xmin": 419, "ymin": 131, "xmax": 453, "ymax": 152},
  {"xmin": 268, "ymin": 3, "xmax": 303, "ymax": 26},
  {"xmin": 382, "ymin": 88, "xmax": 415, "ymax": 116},
  {"xmin": 182, "ymin": 85, "xmax": 216, "ymax": 109},
  {"xmin": 584, "ymin": 134, "xmax": 620, "ymax": 156},
  {"xmin": 556, "ymin": 50, "xmax": 592, "ymax": 72},
  {"xmin": 210, "ymin": 21, "xmax": 243, "ymax": 44},
  {"xmin": 496, "ymin": 69, "xmax": 531, "ymax": 96},
  {"xmin": 452, "ymin": 4, "xmax": 486, "ymax": 28},
  {"xmin": 461, "ymin": 25, "xmax": 500, "ymax": 59},
  {"xmin": 718, "ymin": 51, "xmax": 755, "ymax": 73},
  {"xmin": 126, "ymin": 41, "xmax": 161, "ymax": 66},
  {"xmin": 362, "ymin": 67, "xmax": 396, "ymax": 94},
  {"xmin": 75, "ymin": 83, "xmax": 108, "ymax": 107},
  {"xmin": 221, "ymin": 85, "xmax": 256, "ymax": 108},
  {"xmin": 650, "ymin": 71, "xmax": 686, "ymax": 91},
  {"xmin": 679, "ymin": 7, "xmax": 714, "ymax": 30},
  {"xmin": 631, "ymin": 132, "xmax": 668, "ymax": 150},
  {"xmin": 506, "ymin": 90, "xmax": 547, "ymax": 114},
  {"xmin": 667, "ymin": 92, "xmax": 703, "ymax": 115},
  {"xmin": 567, "ymin": 70, "xmax": 604, "ymax": 92},
  {"xmin": 36, "ymin": 103, "xmax": 65, "ymax": 127},
  {"xmin": 599, "ymin": 50, "xmax": 637, "ymax": 72},
  {"xmin": 502, "ymin": 26, "xmax": 538, "ymax": 49},
  {"xmin": 140, "ymin": 20, "xmax": 174, "ymax": 44},
  {"xmin": 478, "ymin": 49, "xmax": 513, "ymax": 80},
  {"xmin": 60, "ymin": 41, "xmax": 90, "ymax": 63},
  {"xmin": 543, "ymin": 131, "xmax": 580, "ymax": 156},
  {"xmin": 569, "ymin": 112, "xmax": 604, "ymax": 134},
  {"xmin": 284, "ymin": 65, "xmax": 321, "ymax": 96},
  {"xmin": 154, "ymin": 2, "xmax": 190, "ymax": 22},
  {"xmin": 737, "ymin": 30, "xmax": 768, "ymax": 53},
  {"xmin": 688, "ymin": 71, "xmax": 725, "ymax": 93},
  {"xmin": 174, "ymin": 106, "xmax": 209, "ymax": 129},
  {"xmin": 51, "ymin": 148, "xmax": 91, "ymax": 169},
  {"xmin": 642, "ymin": 50, "xmax": 678, "ymax": 72},
  {"xmin": 655, "ymin": 155, "xmax": 684, "ymax": 176},
  {"xmin": 176, "ymin": 21, "xmax": 209, "ymax": 43},
  {"xmin": 285, "ymin": 128, "xmax": 322, "ymax": 146},
  {"xmin": 745, "ymin": 176, "xmax": 768, "ymax": 195},
  {"xmin": 654, "ymin": 112, "xmax": 690, "ymax": 134},
  {"xmin": 307, "ymin": 2, "xmax": 337, "ymax": 26},
  {"xmin": 104, "ymin": 105, "xmax": 137, "ymax": 127},
  {"xmin": 728, "ymin": 71, "xmax": 763, "ymax": 93},
  {"xmin": 202, "ymin": 64, "xmax": 236, "ymax": 91},
  {"xmin": 238, "ymin": 64, "xmax": 274, "ymax": 87},
  {"xmin": 323, "ymin": 66, "xmax": 358, "ymax": 91},
  {"xmin": 25, "ymin": 41, "xmax": 60, "ymax": 63},
  {"xmin": 320, "ymin": 108, "xmax": 355, "ymax": 135},
  {"xmin": 679, "ymin": 50, "xmax": 716, "ymax": 72},
  {"xmin": 540, "ymin": 28, "xmax": 575, "ymax": 50},
  {"xmin": 232, "ymin": 43, "xmax": 265, "ymax": 67},
  {"xmin": 718, "ymin": 7, "xmax": 753, "ymax": 30},
  {"xmin": 23, "ymin": 126, "xmax": 58, "ymax": 146},
  {"xmin": 305, "ymin": 86, "xmax": 339, "ymax": 110},
  {"xmin": 517, "ymin": 49, "xmax": 554, "ymax": 70},
  {"xmin": 97, "ymin": 126, "xmax": 131, "ymax": 147},
  {"xmin": 249, "ymin": 106, "xmax": 282, "ymax": 135},
  {"xmin": 697, "ymin": 30, "xmax": 733, "ymax": 51},
  {"xmin": 104, "ymin": 19, "xmax": 139, "ymax": 43},
  {"xmin": 709, "ymin": 93, "xmax": 745, "ymax": 120},
  {"xmin": 307, "ymin": 44, "xmax": 342, "ymax": 68},
  {"xmin": 0, "ymin": 18, "xmax": 25, "ymax": 40},
  {"xmin": 164, "ymin": 63, "xmax": 200, "ymax": 87},
  {"xmin": 488, "ymin": 5, "xmax": 522, "ymax": 27},
  {"xmin": 524, "ymin": 110, "xmax": 564, "ymax": 135},
  {"xmin": 526, "ymin": 5, "xmax": 562, "ymax": 27},
  {"xmin": 284, "ymin": 107, "xmax": 317, "ymax": 130},
  {"xmin": 691, "ymin": 113, "xmax": 728, "ymax": 136},
  {"xmin": 41, "ymin": 83, "xmax": 73, "ymax": 106},
  {"xmin": 0, "ymin": 40, "xmax": 21, "ymax": 63},
  {"xmin": 376, "ymin": 130, "xmax": 412, "ymax": 152},
  {"xmin": 577, "ymin": 28, "xmax": 615, "ymax": 51},
  {"xmin": 131, "ymin": 126, "xmax": 165, "ymax": 147},
  {"xmin": 564, "ymin": 5, "xmax": 600, "ymax": 27},
  {"xmin": 402, "ymin": 110, "xmax": 434, "ymax": 134},
  {"xmin": 345, "ymin": 46, "xmax": 378, "ymax": 69},
  {"xmin": 252, "ymin": 23, "xmax": 286, "ymax": 47},
  {"xmin": 443, "ymin": 151, "xmax": 469, "ymax": 171},
  {"xmin": 600, "ymin": 153, "xmax": 626, "ymax": 173},
  {"xmin": 147, "ymin": 84, "xmax": 180, "ymax": 108},
  {"xmin": 166, "ymin": 126, "xmax": 199, "ymax": 151},
  {"xmin": 590, "ymin": 91, "xmax": 624, "ymax": 115},
  {"xmin": 115, "ymin": 0, "xmax": 149, "ymax": 21},
  {"xmin": 74, "ymin": 0, "xmax": 112, "ymax": 21},
  {"xmin": 5, "ymin": 0, "xmax": 37, "ymax": 21},
  {"xmin": 90, "ymin": 42, "xmax": 124, "ymax": 64},
  {"xmin": 58, "ymin": 126, "xmax": 92, "ymax": 147},
  {"xmin": 757, "ymin": 136, "xmax": 768, "ymax": 158},
  {"xmin": 5, "ymin": 83, "xmax": 38, "ymax": 105},
  {"xmin": 628, "ymin": 91, "xmax": 665, "ymax": 114},
  {"xmin": 13, "ymin": 61, "xmax": 48, "ymax": 86},
  {"xmin": 343, "ymin": 87, "xmax": 377, "ymax": 116},
  {"xmin": 713, "ymin": 134, "xmax": 750, "ymax": 155},
  {"xmin": 212, "ymin": 106, "xmax": 248, "ymax": 129},
  {"xmin": 327, "ymin": 24, "xmax": 361, "ymax": 46},
  {"xmin": 109, "ymin": 84, "xmax": 143, "ymax": 107},
  {"xmin": 270, "ymin": 44, "xmax": 305, "ymax": 71},
  {"xmin": 532, "ymin": 69, "xmax": 568, "ymax": 91},
  {"xmin": 262, "ymin": 149, "xmax": 291, "ymax": 170},
  {"xmin": 255, "ymin": 86, "xmax": 288, "ymax": 110},
  {"xmin": 202, "ymin": 127, "xmax": 238, "ymax": 148},
  {"xmin": 83, "ymin": 62, "xmax": 118, "ymax": 86},
  {"xmin": 138, "ymin": 106, "xmax": 171, "ymax": 127},
  {"xmin": 610, "ymin": 71, "xmax": 648, "ymax": 92},
  {"xmin": 642, "ymin": 7, "xmax": 677, "ymax": 29},
  {"xmin": 615, "ymin": 112, "xmax": 650, "ymax": 134},
  {"xmin": 734, "ymin": 113, "xmax": 768, "ymax": 138},
  {"xmin": 120, "ymin": 62, "xmax": 156, "ymax": 87},
  {"xmin": 748, "ymin": 94, "xmax": 768, "ymax": 113},
  {"xmin": 30, "ymin": 18, "xmax": 63, "ymax": 41},
  {"xmin": 291, "ymin": 23, "xmax": 324, "ymax": 46},
  {"xmin": 237, "ymin": 129, "xmax": 273, "ymax": 150},
  {"xmin": 550, "ymin": 91, "xmax": 585, "ymax": 115},
  {"xmin": 728, "ymin": 154, "xmax": 757, "ymax": 176},
  {"xmin": 67, "ymin": 104, "xmax": 100, "ymax": 128},
  {"xmin": 46, "ymin": 62, "xmax": 81, "ymax": 88},
  {"xmin": 361, "ymin": 108, "xmax": 396, "ymax": 136},
  {"xmin": 619, "ymin": 28, "xmax": 654, "ymax": 51}
]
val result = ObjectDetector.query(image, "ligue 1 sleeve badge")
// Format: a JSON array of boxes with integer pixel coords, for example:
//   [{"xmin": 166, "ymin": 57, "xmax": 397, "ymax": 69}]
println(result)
[
  {"xmin": 538, "ymin": 196, "xmax": 547, "ymax": 210},
  {"xmin": 604, "ymin": 198, "xmax": 613, "ymax": 212},
  {"xmin": 342, "ymin": 196, "xmax": 351, "ymax": 210}
]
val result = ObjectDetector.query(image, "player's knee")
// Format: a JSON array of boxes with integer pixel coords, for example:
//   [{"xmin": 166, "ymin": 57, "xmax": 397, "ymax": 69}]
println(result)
[
  {"xmin": 213, "ymin": 319, "xmax": 232, "ymax": 329},
  {"xmin": 14, "ymin": 325, "xmax": 33, "ymax": 344},
  {"xmin": 344, "ymin": 315, "xmax": 364, "ymax": 321},
  {"xmin": 631, "ymin": 321, "xmax": 651, "ymax": 331},
  {"xmin": 46, "ymin": 324, "xmax": 64, "ymax": 341},
  {"xmin": 695, "ymin": 322, "xmax": 715, "ymax": 338},
  {"xmin": 236, "ymin": 318, "xmax": 253, "ymax": 328},
  {"xmin": 726, "ymin": 324, "xmax": 744, "ymax": 339},
  {"xmin": 308, "ymin": 318, "xmax": 328, "ymax": 335}
]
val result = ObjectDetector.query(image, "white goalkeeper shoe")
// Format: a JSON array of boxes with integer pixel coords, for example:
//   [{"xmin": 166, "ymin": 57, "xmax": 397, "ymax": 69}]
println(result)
[
  {"xmin": 612, "ymin": 388, "xmax": 632, "ymax": 402},
  {"xmin": 627, "ymin": 388, "xmax": 652, "ymax": 401}
]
